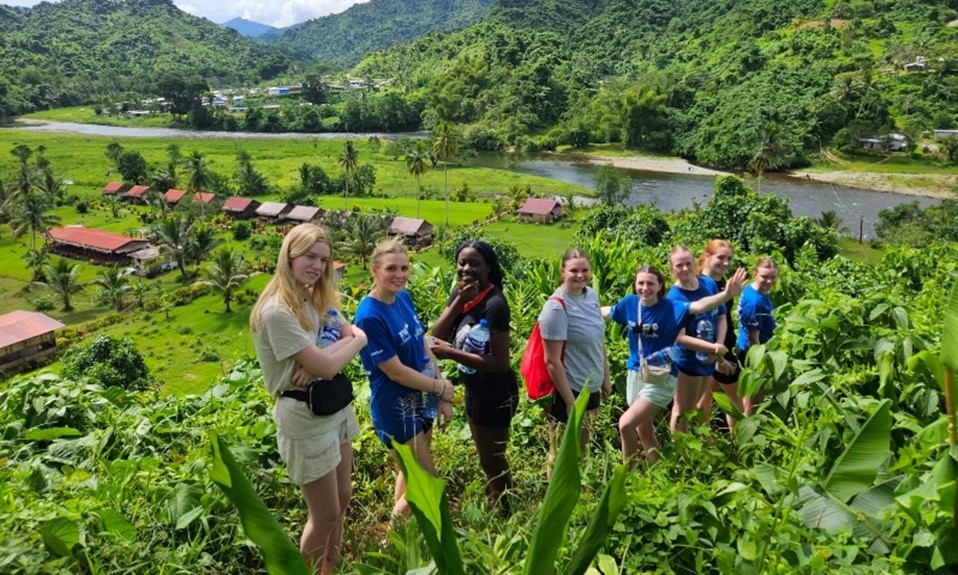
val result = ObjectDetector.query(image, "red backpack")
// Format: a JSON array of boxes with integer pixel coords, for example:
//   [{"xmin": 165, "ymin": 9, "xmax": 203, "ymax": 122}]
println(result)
[{"xmin": 520, "ymin": 297, "xmax": 566, "ymax": 400}]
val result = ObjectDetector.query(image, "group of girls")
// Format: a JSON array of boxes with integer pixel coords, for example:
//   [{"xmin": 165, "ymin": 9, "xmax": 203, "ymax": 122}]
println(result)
[{"xmin": 249, "ymin": 222, "xmax": 779, "ymax": 573}]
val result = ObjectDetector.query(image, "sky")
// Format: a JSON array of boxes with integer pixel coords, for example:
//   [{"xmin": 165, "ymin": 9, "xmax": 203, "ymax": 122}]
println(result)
[{"xmin": 2, "ymin": 0, "xmax": 370, "ymax": 28}]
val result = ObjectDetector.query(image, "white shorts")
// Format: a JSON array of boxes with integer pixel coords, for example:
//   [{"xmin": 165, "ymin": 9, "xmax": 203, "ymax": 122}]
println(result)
[
  {"xmin": 627, "ymin": 369, "xmax": 678, "ymax": 408},
  {"xmin": 276, "ymin": 404, "xmax": 359, "ymax": 486}
]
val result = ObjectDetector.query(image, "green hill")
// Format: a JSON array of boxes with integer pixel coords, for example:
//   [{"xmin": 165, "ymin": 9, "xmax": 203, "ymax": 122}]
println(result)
[
  {"xmin": 0, "ymin": 0, "xmax": 293, "ymax": 116},
  {"xmin": 264, "ymin": 0, "xmax": 496, "ymax": 69}
]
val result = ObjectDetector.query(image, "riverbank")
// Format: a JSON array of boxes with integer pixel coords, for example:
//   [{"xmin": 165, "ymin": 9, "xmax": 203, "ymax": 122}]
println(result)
[
  {"xmin": 587, "ymin": 154, "xmax": 731, "ymax": 177},
  {"xmin": 786, "ymin": 170, "xmax": 956, "ymax": 200}
]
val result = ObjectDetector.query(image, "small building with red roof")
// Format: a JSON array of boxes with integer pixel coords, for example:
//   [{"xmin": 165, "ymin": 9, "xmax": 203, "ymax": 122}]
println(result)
[
  {"xmin": 192, "ymin": 192, "xmax": 219, "ymax": 205},
  {"xmin": 124, "ymin": 185, "xmax": 152, "ymax": 204},
  {"xmin": 165, "ymin": 189, "xmax": 188, "ymax": 205},
  {"xmin": 517, "ymin": 198, "xmax": 564, "ymax": 224},
  {"xmin": 47, "ymin": 226, "xmax": 151, "ymax": 264},
  {"xmin": 0, "ymin": 310, "xmax": 66, "ymax": 375},
  {"xmin": 388, "ymin": 216, "xmax": 434, "ymax": 247},
  {"xmin": 222, "ymin": 197, "xmax": 261, "ymax": 219},
  {"xmin": 103, "ymin": 181, "xmax": 127, "ymax": 195}
]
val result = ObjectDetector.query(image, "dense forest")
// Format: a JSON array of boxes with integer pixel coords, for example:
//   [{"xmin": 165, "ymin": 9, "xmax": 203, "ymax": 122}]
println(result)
[
  {"xmin": 0, "ymin": 0, "xmax": 292, "ymax": 115},
  {"xmin": 3, "ymin": 0, "xmax": 958, "ymax": 168}
]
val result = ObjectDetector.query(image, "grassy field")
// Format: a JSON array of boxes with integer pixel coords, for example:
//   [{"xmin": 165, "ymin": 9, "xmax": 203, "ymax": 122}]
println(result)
[{"xmin": 22, "ymin": 106, "xmax": 173, "ymax": 128}]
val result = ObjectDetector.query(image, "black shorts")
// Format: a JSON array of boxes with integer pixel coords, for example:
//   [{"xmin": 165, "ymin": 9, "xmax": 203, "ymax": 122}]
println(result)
[
  {"xmin": 546, "ymin": 389, "xmax": 601, "ymax": 424},
  {"xmin": 712, "ymin": 350, "xmax": 741, "ymax": 385},
  {"xmin": 463, "ymin": 372, "xmax": 519, "ymax": 428}
]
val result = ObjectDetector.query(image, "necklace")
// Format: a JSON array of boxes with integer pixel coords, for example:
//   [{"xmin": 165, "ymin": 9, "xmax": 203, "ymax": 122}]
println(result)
[{"xmin": 461, "ymin": 285, "xmax": 494, "ymax": 314}]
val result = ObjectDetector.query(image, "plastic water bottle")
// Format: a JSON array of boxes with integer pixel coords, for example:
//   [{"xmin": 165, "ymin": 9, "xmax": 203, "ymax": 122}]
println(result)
[
  {"xmin": 421, "ymin": 355, "xmax": 438, "ymax": 419},
  {"xmin": 694, "ymin": 317, "xmax": 716, "ymax": 362},
  {"xmin": 458, "ymin": 319, "xmax": 490, "ymax": 375},
  {"xmin": 646, "ymin": 345, "xmax": 680, "ymax": 366}
]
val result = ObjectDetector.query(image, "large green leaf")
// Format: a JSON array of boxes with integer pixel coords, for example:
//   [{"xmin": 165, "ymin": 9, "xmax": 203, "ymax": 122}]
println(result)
[
  {"xmin": 941, "ymin": 278, "xmax": 958, "ymax": 372},
  {"xmin": 823, "ymin": 400, "xmax": 891, "ymax": 503},
  {"xmin": 566, "ymin": 464, "xmax": 628, "ymax": 575},
  {"xmin": 209, "ymin": 433, "xmax": 311, "ymax": 575},
  {"xmin": 393, "ymin": 441, "xmax": 464, "ymax": 575},
  {"xmin": 97, "ymin": 508, "xmax": 137, "ymax": 542},
  {"xmin": 41, "ymin": 517, "xmax": 81, "ymax": 558},
  {"xmin": 522, "ymin": 390, "xmax": 589, "ymax": 575},
  {"xmin": 24, "ymin": 427, "xmax": 81, "ymax": 441}
]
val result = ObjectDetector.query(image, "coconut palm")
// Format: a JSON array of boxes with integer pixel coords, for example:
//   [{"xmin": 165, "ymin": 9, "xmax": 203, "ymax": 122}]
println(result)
[
  {"xmin": 9, "ymin": 191, "xmax": 60, "ymax": 251},
  {"xmin": 94, "ymin": 266, "xmax": 130, "ymax": 311},
  {"xmin": 187, "ymin": 225, "xmax": 220, "ymax": 273},
  {"xmin": 38, "ymin": 258, "xmax": 84, "ymax": 312},
  {"xmin": 815, "ymin": 209, "xmax": 850, "ymax": 234},
  {"xmin": 340, "ymin": 215, "xmax": 386, "ymax": 270},
  {"xmin": 235, "ymin": 151, "xmax": 269, "ymax": 197},
  {"xmin": 339, "ymin": 140, "xmax": 359, "ymax": 210},
  {"xmin": 750, "ymin": 122, "xmax": 788, "ymax": 194},
  {"xmin": 406, "ymin": 141, "xmax": 434, "ymax": 218},
  {"xmin": 185, "ymin": 151, "xmax": 212, "ymax": 217},
  {"xmin": 432, "ymin": 121, "xmax": 459, "ymax": 226},
  {"xmin": 151, "ymin": 216, "xmax": 193, "ymax": 281},
  {"xmin": 195, "ymin": 247, "xmax": 249, "ymax": 312},
  {"xmin": 21, "ymin": 247, "xmax": 49, "ymax": 282}
]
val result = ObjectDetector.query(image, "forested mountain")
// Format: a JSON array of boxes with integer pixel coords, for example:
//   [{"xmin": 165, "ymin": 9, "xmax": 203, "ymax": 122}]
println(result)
[
  {"xmin": 0, "ymin": 0, "xmax": 293, "ymax": 116},
  {"xmin": 356, "ymin": 0, "xmax": 958, "ymax": 168},
  {"xmin": 221, "ymin": 17, "xmax": 277, "ymax": 39},
  {"xmin": 263, "ymin": 0, "xmax": 496, "ymax": 69}
]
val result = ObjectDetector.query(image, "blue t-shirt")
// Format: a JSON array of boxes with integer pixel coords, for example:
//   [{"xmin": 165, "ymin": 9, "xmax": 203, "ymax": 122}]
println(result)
[
  {"xmin": 609, "ymin": 295, "xmax": 690, "ymax": 375},
  {"xmin": 354, "ymin": 290, "xmax": 428, "ymax": 444},
  {"xmin": 737, "ymin": 285, "xmax": 776, "ymax": 351},
  {"xmin": 667, "ymin": 275, "xmax": 725, "ymax": 376}
]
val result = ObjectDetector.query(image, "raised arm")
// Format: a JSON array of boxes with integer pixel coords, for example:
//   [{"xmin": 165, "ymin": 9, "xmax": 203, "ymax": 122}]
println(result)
[{"xmin": 688, "ymin": 267, "xmax": 747, "ymax": 315}]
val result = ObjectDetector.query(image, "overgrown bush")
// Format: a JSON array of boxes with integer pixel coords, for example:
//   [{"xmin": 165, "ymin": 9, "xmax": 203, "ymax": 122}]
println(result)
[
  {"xmin": 231, "ymin": 220, "xmax": 252, "ymax": 241},
  {"xmin": 30, "ymin": 295, "xmax": 55, "ymax": 312},
  {"xmin": 60, "ymin": 335, "xmax": 155, "ymax": 390}
]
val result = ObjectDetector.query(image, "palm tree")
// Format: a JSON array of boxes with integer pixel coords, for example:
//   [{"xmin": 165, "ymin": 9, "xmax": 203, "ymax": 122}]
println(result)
[
  {"xmin": 9, "ymin": 191, "xmax": 60, "ymax": 251},
  {"xmin": 235, "ymin": 150, "xmax": 268, "ymax": 196},
  {"xmin": 166, "ymin": 143, "xmax": 182, "ymax": 186},
  {"xmin": 128, "ymin": 278, "xmax": 150, "ymax": 309},
  {"xmin": 38, "ymin": 258, "xmax": 84, "ymax": 312},
  {"xmin": 339, "ymin": 140, "xmax": 359, "ymax": 211},
  {"xmin": 340, "ymin": 215, "xmax": 386, "ymax": 269},
  {"xmin": 815, "ymin": 210, "xmax": 850, "ymax": 235},
  {"xmin": 750, "ymin": 122, "xmax": 788, "ymax": 194},
  {"xmin": 195, "ymin": 247, "xmax": 249, "ymax": 312},
  {"xmin": 151, "ymin": 216, "xmax": 193, "ymax": 281},
  {"xmin": 406, "ymin": 141, "xmax": 434, "ymax": 218},
  {"xmin": 185, "ymin": 151, "xmax": 212, "ymax": 217},
  {"xmin": 432, "ymin": 121, "xmax": 459, "ymax": 226},
  {"xmin": 22, "ymin": 247, "xmax": 49, "ymax": 282},
  {"xmin": 94, "ymin": 266, "xmax": 130, "ymax": 311},
  {"xmin": 187, "ymin": 225, "xmax": 220, "ymax": 273}
]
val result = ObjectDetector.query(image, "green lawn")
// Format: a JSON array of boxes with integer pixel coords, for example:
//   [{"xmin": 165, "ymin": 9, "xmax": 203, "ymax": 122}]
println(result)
[
  {"xmin": 837, "ymin": 236, "xmax": 884, "ymax": 265},
  {"xmin": 23, "ymin": 106, "xmax": 173, "ymax": 128},
  {"xmin": 480, "ymin": 218, "xmax": 579, "ymax": 258}
]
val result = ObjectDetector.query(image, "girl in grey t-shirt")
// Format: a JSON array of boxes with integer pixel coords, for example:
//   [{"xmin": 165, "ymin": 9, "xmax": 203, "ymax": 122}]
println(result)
[{"xmin": 538, "ymin": 248, "xmax": 610, "ymax": 476}]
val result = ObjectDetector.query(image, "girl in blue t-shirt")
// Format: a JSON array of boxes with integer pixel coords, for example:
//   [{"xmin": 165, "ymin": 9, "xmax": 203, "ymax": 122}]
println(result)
[
  {"xmin": 604, "ymin": 264, "xmax": 744, "ymax": 464},
  {"xmin": 666, "ymin": 245, "xmax": 738, "ymax": 435},
  {"xmin": 354, "ymin": 238, "xmax": 454, "ymax": 519},
  {"xmin": 737, "ymin": 257, "xmax": 780, "ymax": 415}
]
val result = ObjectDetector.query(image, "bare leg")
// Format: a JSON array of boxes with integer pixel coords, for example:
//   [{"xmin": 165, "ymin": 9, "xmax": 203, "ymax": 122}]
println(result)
[
  {"xmin": 320, "ymin": 443, "xmax": 352, "ymax": 575},
  {"xmin": 618, "ymin": 398, "xmax": 663, "ymax": 464},
  {"xmin": 300, "ymin": 468, "xmax": 343, "ymax": 573},
  {"xmin": 469, "ymin": 419, "xmax": 512, "ymax": 508},
  {"xmin": 695, "ymin": 379, "xmax": 719, "ymax": 423},
  {"xmin": 391, "ymin": 427, "xmax": 435, "ymax": 519},
  {"xmin": 671, "ymin": 372, "xmax": 707, "ymax": 434}
]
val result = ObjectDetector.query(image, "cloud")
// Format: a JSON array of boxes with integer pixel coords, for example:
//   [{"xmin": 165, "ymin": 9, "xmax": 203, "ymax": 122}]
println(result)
[{"xmin": 273, "ymin": 0, "xmax": 368, "ymax": 28}]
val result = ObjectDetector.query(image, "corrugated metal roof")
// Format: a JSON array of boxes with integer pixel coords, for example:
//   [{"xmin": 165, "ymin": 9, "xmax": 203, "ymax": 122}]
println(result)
[
  {"xmin": 125, "ymin": 185, "xmax": 151, "ymax": 198},
  {"xmin": 223, "ymin": 197, "xmax": 259, "ymax": 212},
  {"xmin": 103, "ymin": 181, "xmax": 125, "ymax": 194},
  {"xmin": 256, "ymin": 201, "xmax": 289, "ymax": 217},
  {"xmin": 518, "ymin": 198, "xmax": 563, "ymax": 215},
  {"xmin": 48, "ymin": 226, "xmax": 147, "ymax": 252},
  {"xmin": 285, "ymin": 205, "xmax": 321, "ymax": 221},
  {"xmin": 389, "ymin": 216, "xmax": 430, "ymax": 236},
  {"xmin": 193, "ymin": 192, "xmax": 217, "ymax": 204},
  {"xmin": 0, "ymin": 310, "xmax": 65, "ymax": 348},
  {"xmin": 165, "ymin": 189, "xmax": 187, "ymax": 203}
]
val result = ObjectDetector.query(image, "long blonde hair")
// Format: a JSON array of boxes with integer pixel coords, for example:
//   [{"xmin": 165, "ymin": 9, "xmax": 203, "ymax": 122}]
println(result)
[{"xmin": 250, "ymin": 223, "xmax": 340, "ymax": 332}]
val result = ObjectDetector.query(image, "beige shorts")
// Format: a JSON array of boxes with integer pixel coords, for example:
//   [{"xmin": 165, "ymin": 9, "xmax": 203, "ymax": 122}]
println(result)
[
  {"xmin": 276, "ymin": 404, "xmax": 359, "ymax": 486},
  {"xmin": 626, "ymin": 369, "xmax": 678, "ymax": 408}
]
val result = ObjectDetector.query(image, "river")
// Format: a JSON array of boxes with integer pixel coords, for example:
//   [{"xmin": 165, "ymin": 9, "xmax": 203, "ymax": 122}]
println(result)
[{"xmin": 10, "ymin": 121, "xmax": 939, "ymax": 238}]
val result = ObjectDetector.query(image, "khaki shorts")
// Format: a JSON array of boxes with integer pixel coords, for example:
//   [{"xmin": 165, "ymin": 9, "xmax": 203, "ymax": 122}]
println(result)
[
  {"xmin": 627, "ymin": 370, "xmax": 677, "ymax": 408},
  {"xmin": 276, "ymin": 404, "xmax": 359, "ymax": 486}
]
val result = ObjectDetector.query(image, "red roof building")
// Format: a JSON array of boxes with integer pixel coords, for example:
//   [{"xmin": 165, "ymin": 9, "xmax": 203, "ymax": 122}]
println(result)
[
  {"xmin": 103, "ymin": 181, "xmax": 126, "ymax": 195},
  {"xmin": 47, "ymin": 226, "xmax": 151, "ymax": 263},
  {"xmin": 124, "ymin": 185, "xmax": 152, "ymax": 203},
  {"xmin": 165, "ymin": 189, "xmax": 188, "ymax": 205},
  {"xmin": 517, "ymin": 198, "xmax": 564, "ymax": 223},
  {"xmin": 192, "ymin": 192, "xmax": 218, "ymax": 204},
  {"xmin": 388, "ymin": 217, "xmax": 434, "ymax": 247},
  {"xmin": 222, "ymin": 197, "xmax": 261, "ymax": 219},
  {"xmin": 0, "ymin": 310, "xmax": 66, "ymax": 375}
]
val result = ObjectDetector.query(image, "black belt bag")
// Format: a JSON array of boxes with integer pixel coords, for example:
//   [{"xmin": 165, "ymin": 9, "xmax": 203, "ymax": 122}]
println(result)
[{"xmin": 282, "ymin": 373, "xmax": 353, "ymax": 416}]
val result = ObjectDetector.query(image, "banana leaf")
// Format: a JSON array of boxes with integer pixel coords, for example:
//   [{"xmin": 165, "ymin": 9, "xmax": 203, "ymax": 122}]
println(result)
[
  {"xmin": 566, "ymin": 463, "xmax": 628, "ymax": 575},
  {"xmin": 823, "ymin": 399, "xmax": 891, "ymax": 503}
]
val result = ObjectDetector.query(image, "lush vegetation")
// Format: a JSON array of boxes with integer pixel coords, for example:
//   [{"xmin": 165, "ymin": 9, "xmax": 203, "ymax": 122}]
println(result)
[
  {"xmin": 0, "ymin": 0, "xmax": 292, "ymax": 116},
  {"xmin": 265, "ymin": 0, "xmax": 496, "ymax": 69},
  {"xmin": 2, "ymin": 165, "xmax": 956, "ymax": 571}
]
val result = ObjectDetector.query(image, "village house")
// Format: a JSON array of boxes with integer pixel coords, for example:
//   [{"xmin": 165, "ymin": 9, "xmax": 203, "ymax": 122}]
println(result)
[
  {"xmin": 859, "ymin": 133, "xmax": 908, "ymax": 152},
  {"xmin": 388, "ymin": 217, "xmax": 434, "ymax": 247},
  {"xmin": 255, "ymin": 201, "xmax": 293, "ymax": 222},
  {"xmin": 47, "ymin": 226, "xmax": 151, "ymax": 265},
  {"xmin": 0, "ymin": 310, "xmax": 65, "ymax": 376},
  {"xmin": 517, "ymin": 198, "xmax": 565, "ymax": 223},
  {"xmin": 165, "ymin": 188, "xmax": 188, "ymax": 206},
  {"xmin": 934, "ymin": 129, "xmax": 958, "ymax": 141},
  {"xmin": 222, "ymin": 197, "xmax": 261, "ymax": 219},
  {"xmin": 283, "ymin": 205, "xmax": 322, "ymax": 224},
  {"xmin": 192, "ymin": 192, "xmax": 219, "ymax": 206},
  {"xmin": 123, "ymin": 185, "xmax": 152, "ymax": 204},
  {"xmin": 102, "ymin": 181, "xmax": 127, "ymax": 196}
]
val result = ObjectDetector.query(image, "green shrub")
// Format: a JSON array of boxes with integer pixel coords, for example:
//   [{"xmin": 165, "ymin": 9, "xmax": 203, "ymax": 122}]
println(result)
[
  {"xmin": 231, "ymin": 220, "xmax": 252, "ymax": 241},
  {"xmin": 30, "ymin": 295, "xmax": 56, "ymax": 312},
  {"xmin": 60, "ymin": 335, "xmax": 155, "ymax": 391}
]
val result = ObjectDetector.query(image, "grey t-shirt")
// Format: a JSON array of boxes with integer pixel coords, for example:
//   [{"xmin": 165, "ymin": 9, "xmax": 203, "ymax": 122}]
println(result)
[{"xmin": 538, "ymin": 287, "xmax": 606, "ymax": 393}]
